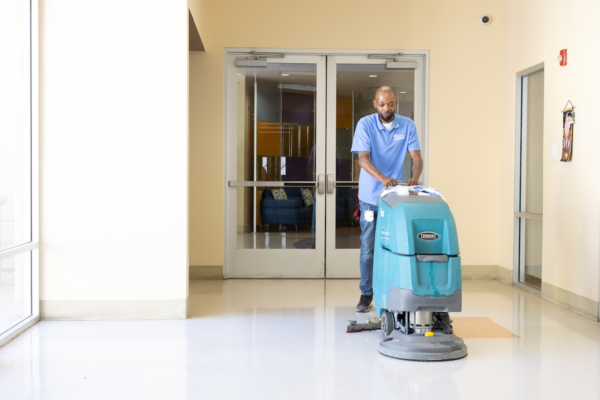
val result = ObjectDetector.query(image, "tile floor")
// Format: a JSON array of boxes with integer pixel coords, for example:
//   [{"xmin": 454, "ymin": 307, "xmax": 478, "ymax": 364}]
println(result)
[{"xmin": 1, "ymin": 279, "xmax": 599, "ymax": 399}]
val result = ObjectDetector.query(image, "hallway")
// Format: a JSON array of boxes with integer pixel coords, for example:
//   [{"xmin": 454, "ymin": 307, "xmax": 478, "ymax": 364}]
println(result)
[{"xmin": 1, "ymin": 279, "xmax": 599, "ymax": 399}]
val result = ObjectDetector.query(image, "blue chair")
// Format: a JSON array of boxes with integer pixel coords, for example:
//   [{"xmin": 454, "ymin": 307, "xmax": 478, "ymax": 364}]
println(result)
[{"xmin": 261, "ymin": 188, "xmax": 313, "ymax": 231}]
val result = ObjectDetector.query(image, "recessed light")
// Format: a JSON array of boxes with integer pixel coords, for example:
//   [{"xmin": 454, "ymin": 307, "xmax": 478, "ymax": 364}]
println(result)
[
  {"xmin": 400, "ymin": 91, "xmax": 407, "ymax": 93},
  {"xmin": 282, "ymin": 73, "xmax": 290, "ymax": 76},
  {"xmin": 369, "ymin": 75, "xmax": 377, "ymax": 78}
]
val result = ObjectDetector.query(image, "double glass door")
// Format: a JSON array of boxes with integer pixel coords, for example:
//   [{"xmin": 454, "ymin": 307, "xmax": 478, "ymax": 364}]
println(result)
[{"xmin": 225, "ymin": 52, "xmax": 426, "ymax": 278}]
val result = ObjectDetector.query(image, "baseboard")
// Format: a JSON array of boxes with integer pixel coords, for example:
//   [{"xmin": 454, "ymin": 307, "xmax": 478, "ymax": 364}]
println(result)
[
  {"xmin": 189, "ymin": 265, "xmax": 223, "ymax": 280},
  {"xmin": 496, "ymin": 265, "xmax": 513, "ymax": 284},
  {"xmin": 463, "ymin": 265, "xmax": 599, "ymax": 322},
  {"xmin": 41, "ymin": 298, "xmax": 188, "ymax": 320},
  {"xmin": 462, "ymin": 265, "xmax": 513, "ymax": 285},
  {"xmin": 541, "ymin": 282, "xmax": 599, "ymax": 321},
  {"xmin": 462, "ymin": 265, "xmax": 497, "ymax": 280},
  {"xmin": 195, "ymin": 264, "xmax": 506, "ymax": 282}
]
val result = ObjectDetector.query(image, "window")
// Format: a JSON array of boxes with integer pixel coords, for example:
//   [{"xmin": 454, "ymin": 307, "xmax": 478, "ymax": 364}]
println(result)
[{"xmin": 0, "ymin": 0, "xmax": 39, "ymax": 345}]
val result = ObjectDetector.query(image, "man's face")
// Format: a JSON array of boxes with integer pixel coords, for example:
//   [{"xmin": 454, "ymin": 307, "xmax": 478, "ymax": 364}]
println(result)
[{"xmin": 373, "ymin": 92, "xmax": 397, "ymax": 123}]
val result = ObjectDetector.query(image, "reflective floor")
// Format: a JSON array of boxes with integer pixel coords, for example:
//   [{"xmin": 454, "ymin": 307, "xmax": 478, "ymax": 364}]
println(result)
[
  {"xmin": 237, "ymin": 231, "xmax": 314, "ymax": 249},
  {"xmin": 237, "ymin": 231, "xmax": 361, "ymax": 249},
  {"xmin": 1, "ymin": 280, "xmax": 599, "ymax": 399},
  {"xmin": 0, "ymin": 267, "xmax": 22, "ymax": 332}
]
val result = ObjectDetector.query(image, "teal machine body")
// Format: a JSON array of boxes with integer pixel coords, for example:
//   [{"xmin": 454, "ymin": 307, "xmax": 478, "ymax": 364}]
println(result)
[
  {"xmin": 373, "ymin": 191, "xmax": 467, "ymax": 361},
  {"xmin": 373, "ymin": 193, "xmax": 462, "ymax": 320}
]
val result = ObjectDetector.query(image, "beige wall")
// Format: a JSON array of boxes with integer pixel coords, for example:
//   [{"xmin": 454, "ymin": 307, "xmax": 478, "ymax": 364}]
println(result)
[
  {"xmin": 188, "ymin": 0, "xmax": 504, "ymax": 267},
  {"xmin": 498, "ymin": 0, "xmax": 600, "ymax": 303},
  {"xmin": 40, "ymin": 0, "xmax": 189, "ymax": 318}
]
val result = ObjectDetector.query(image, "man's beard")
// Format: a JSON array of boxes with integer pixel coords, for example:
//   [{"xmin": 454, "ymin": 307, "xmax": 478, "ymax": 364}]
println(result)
[{"xmin": 379, "ymin": 111, "xmax": 394, "ymax": 122}]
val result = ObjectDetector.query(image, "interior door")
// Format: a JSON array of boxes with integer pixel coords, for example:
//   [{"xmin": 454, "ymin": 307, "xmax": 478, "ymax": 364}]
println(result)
[
  {"xmin": 324, "ymin": 54, "xmax": 427, "ymax": 278},
  {"xmin": 225, "ymin": 54, "xmax": 327, "ymax": 278},
  {"xmin": 514, "ymin": 69, "xmax": 544, "ymax": 290}
]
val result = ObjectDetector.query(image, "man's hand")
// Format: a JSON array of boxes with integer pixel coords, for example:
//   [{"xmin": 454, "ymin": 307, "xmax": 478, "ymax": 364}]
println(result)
[
  {"xmin": 407, "ymin": 177, "xmax": 419, "ymax": 186},
  {"xmin": 381, "ymin": 177, "xmax": 397, "ymax": 188},
  {"xmin": 408, "ymin": 150, "xmax": 423, "ymax": 187}
]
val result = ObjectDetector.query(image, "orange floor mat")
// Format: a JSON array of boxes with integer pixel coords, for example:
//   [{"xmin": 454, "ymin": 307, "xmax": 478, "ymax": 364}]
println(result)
[{"xmin": 451, "ymin": 317, "xmax": 519, "ymax": 339}]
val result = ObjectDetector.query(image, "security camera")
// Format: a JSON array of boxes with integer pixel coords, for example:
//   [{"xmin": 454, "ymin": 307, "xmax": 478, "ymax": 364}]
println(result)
[{"xmin": 480, "ymin": 15, "xmax": 491, "ymax": 25}]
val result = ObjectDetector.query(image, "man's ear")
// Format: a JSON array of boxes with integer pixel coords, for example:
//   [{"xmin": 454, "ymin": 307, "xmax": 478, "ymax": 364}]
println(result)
[{"xmin": 373, "ymin": 99, "xmax": 377, "ymax": 109}]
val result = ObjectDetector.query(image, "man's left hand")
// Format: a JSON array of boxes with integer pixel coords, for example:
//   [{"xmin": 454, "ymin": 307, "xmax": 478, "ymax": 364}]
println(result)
[{"xmin": 407, "ymin": 178, "xmax": 419, "ymax": 186}]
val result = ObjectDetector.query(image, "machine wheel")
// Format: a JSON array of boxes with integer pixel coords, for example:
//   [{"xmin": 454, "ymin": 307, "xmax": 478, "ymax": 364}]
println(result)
[{"xmin": 380, "ymin": 311, "xmax": 395, "ymax": 338}]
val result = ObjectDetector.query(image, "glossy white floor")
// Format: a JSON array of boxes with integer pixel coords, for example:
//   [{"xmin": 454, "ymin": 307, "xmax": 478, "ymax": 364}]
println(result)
[{"xmin": 1, "ymin": 279, "xmax": 599, "ymax": 399}]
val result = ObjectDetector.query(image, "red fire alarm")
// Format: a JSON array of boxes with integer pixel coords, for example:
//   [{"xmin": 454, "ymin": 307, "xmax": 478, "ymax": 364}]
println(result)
[{"xmin": 558, "ymin": 49, "xmax": 568, "ymax": 66}]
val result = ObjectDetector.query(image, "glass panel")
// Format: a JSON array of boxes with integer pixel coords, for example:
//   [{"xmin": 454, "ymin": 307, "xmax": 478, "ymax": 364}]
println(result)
[
  {"xmin": 235, "ymin": 63, "xmax": 318, "ymax": 249},
  {"xmin": 0, "ymin": 1, "xmax": 32, "ymax": 251},
  {"xmin": 334, "ymin": 185, "xmax": 360, "ymax": 249},
  {"xmin": 524, "ymin": 219, "xmax": 542, "ymax": 289},
  {"xmin": 236, "ymin": 64, "xmax": 317, "ymax": 183},
  {"xmin": 0, "ymin": 251, "xmax": 32, "ymax": 335},
  {"xmin": 525, "ymin": 70, "xmax": 544, "ymax": 215},
  {"xmin": 236, "ymin": 187, "xmax": 316, "ymax": 249},
  {"xmin": 335, "ymin": 64, "xmax": 414, "ymax": 248}
]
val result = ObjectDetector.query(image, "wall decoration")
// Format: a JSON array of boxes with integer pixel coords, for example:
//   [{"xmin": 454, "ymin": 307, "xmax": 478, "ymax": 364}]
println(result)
[{"xmin": 560, "ymin": 101, "xmax": 575, "ymax": 162}]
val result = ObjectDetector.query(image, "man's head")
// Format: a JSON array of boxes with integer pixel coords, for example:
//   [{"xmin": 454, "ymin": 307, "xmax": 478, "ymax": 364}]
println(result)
[{"xmin": 373, "ymin": 86, "xmax": 397, "ymax": 123}]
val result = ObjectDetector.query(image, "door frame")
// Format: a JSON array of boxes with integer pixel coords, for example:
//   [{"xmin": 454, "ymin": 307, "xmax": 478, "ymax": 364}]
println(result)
[
  {"xmin": 223, "ymin": 49, "xmax": 430, "ymax": 279},
  {"xmin": 223, "ymin": 53, "xmax": 326, "ymax": 279},
  {"xmin": 512, "ymin": 63, "xmax": 544, "ymax": 295}
]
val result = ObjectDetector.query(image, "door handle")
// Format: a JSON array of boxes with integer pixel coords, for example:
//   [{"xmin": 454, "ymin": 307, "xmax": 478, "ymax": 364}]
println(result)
[
  {"xmin": 327, "ymin": 174, "xmax": 334, "ymax": 194},
  {"xmin": 318, "ymin": 174, "xmax": 325, "ymax": 194}
]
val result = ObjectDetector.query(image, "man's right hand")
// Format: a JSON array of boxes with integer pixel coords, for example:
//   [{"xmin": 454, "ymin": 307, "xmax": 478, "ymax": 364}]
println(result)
[{"xmin": 381, "ymin": 177, "xmax": 397, "ymax": 188}]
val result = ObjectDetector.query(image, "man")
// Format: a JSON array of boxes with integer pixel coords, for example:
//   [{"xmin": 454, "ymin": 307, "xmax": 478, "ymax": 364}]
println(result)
[{"xmin": 350, "ymin": 86, "xmax": 423, "ymax": 312}]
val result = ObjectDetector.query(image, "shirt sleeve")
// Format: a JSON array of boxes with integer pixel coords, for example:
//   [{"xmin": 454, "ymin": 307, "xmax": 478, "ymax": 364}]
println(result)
[
  {"xmin": 407, "ymin": 120, "xmax": 421, "ymax": 152},
  {"xmin": 351, "ymin": 119, "xmax": 371, "ymax": 154}
]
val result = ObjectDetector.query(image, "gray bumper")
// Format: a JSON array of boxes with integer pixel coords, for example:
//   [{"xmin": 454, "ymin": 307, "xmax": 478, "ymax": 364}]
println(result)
[{"xmin": 387, "ymin": 287, "xmax": 462, "ymax": 312}]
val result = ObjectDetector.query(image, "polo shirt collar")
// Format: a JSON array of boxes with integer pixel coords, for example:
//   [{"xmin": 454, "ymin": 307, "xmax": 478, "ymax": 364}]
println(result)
[{"xmin": 376, "ymin": 114, "xmax": 399, "ymax": 132}]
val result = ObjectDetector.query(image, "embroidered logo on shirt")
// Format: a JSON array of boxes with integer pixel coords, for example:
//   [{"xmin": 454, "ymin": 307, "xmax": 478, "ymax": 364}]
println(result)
[{"xmin": 393, "ymin": 134, "xmax": 405, "ymax": 141}]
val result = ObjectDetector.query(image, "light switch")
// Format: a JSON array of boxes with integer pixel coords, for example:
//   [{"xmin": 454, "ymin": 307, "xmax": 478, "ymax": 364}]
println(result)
[{"xmin": 551, "ymin": 141, "xmax": 557, "ymax": 161}]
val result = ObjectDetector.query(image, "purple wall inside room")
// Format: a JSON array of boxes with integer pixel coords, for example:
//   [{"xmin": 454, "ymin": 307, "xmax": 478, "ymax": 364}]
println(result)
[
  {"xmin": 282, "ymin": 92, "xmax": 314, "ymax": 126},
  {"xmin": 283, "ymin": 157, "xmax": 310, "ymax": 181}
]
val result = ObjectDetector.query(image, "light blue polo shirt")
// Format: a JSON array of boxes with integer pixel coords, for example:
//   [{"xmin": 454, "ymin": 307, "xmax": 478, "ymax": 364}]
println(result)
[{"xmin": 351, "ymin": 113, "xmax": 420, "ymax": 205}]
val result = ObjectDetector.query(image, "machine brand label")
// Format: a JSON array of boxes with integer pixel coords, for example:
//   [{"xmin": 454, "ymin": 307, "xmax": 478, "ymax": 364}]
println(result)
[{"xmin": 417, "ymin": 231, "xmax": 440, "ymax": 241}]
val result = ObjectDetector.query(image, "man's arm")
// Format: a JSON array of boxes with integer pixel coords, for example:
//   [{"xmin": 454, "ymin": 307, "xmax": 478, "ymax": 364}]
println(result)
[
  {"xmin": 358, "ymin": 151, "xmax": 397, "ymax": 188},
  {"xmin": 407, "ymin": 150, "xmax": 423, "ymax": 186}
]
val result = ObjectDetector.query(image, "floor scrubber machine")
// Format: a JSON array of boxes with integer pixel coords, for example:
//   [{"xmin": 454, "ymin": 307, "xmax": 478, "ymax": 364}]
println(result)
[{"xmin": 348, "ymin": 187, "xmax": 467, "ymax": 361}]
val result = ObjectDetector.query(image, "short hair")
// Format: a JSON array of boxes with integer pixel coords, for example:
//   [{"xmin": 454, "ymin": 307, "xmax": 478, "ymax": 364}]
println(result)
[{"xmin": 374, "ymin": 86, "xmax": 397, "ymax": 101}]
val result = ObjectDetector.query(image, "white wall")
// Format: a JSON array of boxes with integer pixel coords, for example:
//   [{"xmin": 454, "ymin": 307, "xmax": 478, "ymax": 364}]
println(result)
[
  {"xmin": 498, "ymin": 0, "xmax": 600, "ymax": 316},
  {"xmin": 40, "ymin": 0, "xmax": 189, "ymax": 319}
]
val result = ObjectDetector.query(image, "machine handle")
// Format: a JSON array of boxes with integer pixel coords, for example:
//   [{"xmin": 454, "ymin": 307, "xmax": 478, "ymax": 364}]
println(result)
[
  {"xmin": 317, "ymin": 174, "xmax": 325, "ymax": 195},
  {"xmin": 326, "ymin": 174, "xmax": 334, "ymax": 194},
  {"xmin": 416, "ymin": 255, "xmax": 449, "ymax": 262}
]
